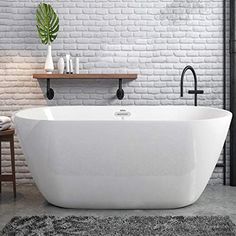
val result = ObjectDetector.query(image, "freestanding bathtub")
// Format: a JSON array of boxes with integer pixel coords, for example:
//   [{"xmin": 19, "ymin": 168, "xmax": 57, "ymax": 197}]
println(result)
[{"xmin": 14, "ymin": 106, "xmax": 232, "ymax": 209}]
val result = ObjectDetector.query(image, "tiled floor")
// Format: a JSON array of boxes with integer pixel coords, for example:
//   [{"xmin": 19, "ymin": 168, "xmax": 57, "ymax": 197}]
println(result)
[{"xmin": 1, "ymin": 184, "xmax": 236, "ymax": 230}]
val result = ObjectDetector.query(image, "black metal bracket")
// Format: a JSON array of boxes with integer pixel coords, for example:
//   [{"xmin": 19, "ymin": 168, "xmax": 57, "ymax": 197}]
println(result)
[
  {"xmin": 45, "ymin": 78, "xmax": 126, "ymax": 100},
  {"xmin": 116, "ymin": 79, "xmax": 124, "ymax": 100},
  {"xmin": 46, "ymin": 79, "xmax": 54, "ymax": 100}
]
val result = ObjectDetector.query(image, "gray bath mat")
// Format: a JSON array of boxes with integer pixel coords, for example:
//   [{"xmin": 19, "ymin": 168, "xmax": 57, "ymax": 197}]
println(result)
[{"xmin": 1, "ymin": 215, "xmax": 236, "ymax": 236}]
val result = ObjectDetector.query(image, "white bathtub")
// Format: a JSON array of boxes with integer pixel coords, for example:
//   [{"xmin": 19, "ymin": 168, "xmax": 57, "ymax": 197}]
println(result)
[{"xmin": 14, "ymin": 106, "xmax": 232, "ymax": 209}]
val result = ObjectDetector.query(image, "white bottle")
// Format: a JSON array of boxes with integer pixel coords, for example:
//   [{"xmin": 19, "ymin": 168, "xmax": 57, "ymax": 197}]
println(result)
[
  {"xmin": 69, "ymin": 59, "xmax": 74, "ymax": 74},
  {"xmin": 57, "ymin": 54, "xmax": 64, "ymax": 74},
  {"xmin": 75, "ymin": 56, "xmax": 80, "ymax": 74},
  {"xmin": 66, "ymin": 54, "xmax": 70, "ymax": 74}
]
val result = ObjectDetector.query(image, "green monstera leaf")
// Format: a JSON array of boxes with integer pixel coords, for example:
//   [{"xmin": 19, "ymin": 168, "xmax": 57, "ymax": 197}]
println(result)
[{"xmin": 36, "ymin": 2, "xmax": 59, "ymax": 45}]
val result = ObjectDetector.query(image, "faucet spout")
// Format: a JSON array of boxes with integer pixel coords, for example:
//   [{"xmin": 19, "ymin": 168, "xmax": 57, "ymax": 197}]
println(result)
[{"xmin": 180, "ymin": 65, "xmax": 204, "ymax": 106}]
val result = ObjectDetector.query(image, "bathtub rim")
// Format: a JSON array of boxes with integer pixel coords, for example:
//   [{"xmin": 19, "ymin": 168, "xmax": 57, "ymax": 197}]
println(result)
[{"xmin": 14, "ymin": 105, "xmax": 232, "ymax": 122}]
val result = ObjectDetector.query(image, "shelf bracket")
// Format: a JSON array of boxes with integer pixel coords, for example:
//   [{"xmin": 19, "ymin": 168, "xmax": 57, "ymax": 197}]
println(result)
[
  {"xmin": 116, "ymin": 79, "xmax": 124, "ymax": 100},
  {"xmin": 46, "ymin": 79, "xmax": 54, "ymax": 100}
]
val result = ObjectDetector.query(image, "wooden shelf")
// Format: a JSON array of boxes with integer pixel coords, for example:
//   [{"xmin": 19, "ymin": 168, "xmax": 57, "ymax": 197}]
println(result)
[
  {"xmin": 33, "ymin": 73, "xmax": 138, "ymax": 100},
  {"xmin": 33, "ymin": 73, "xmax": 137, "ymax": 80}
]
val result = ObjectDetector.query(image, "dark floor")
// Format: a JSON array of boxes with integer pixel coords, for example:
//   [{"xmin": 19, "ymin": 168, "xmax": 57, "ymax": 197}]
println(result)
[{"xmin": 1, "ymin": 184, "xmax": 236, "ymax": 230}]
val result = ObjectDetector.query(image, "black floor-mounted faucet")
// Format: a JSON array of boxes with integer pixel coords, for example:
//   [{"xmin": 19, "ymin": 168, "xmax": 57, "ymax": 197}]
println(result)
[{"xmin": 180, "ymin": 65, "xmax": 204, "ymax": 106}]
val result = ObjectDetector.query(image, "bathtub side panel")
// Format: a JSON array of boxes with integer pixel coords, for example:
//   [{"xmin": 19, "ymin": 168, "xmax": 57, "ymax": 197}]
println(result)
[
  {"xmin": 16, "ymin": 119, "xmax": 202, "ymax": 208},
  {"xmin": 192, "ymin": 116, "xmax": 231, "ymax": 201}
]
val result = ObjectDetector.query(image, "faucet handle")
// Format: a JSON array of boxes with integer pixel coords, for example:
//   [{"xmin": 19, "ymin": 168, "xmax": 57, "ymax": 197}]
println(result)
[{"xmin": 188, "ymin": 90, "xmax": 204, "ymax": 94}]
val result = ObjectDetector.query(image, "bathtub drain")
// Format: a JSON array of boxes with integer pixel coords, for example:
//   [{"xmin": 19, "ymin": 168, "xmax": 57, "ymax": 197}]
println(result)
[{"xmin": 114, "ymin": 110, "xmax": 131, "ymax": 119}]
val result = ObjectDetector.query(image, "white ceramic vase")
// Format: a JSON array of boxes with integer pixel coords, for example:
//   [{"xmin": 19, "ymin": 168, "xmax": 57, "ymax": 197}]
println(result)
[{"xmin": 44, "ymin": 44, "xmax": 54, "ymax": 74}]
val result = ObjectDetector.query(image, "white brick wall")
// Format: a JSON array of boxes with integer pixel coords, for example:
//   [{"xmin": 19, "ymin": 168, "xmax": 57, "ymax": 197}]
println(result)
[{"xmin": 0, "ymin": 0, "xmax": 229, "ymax": 184}]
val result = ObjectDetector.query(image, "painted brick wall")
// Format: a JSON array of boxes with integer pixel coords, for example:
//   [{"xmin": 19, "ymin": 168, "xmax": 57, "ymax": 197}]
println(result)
[{"xmin": 0, "ymin": 0, "xmax": 228, "ymax": 184}]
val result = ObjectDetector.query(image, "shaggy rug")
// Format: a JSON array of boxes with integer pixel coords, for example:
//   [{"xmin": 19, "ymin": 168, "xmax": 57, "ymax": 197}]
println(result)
[{"xmin": 1, "ymin": 215, "xmax": 236, "ymax": 236}]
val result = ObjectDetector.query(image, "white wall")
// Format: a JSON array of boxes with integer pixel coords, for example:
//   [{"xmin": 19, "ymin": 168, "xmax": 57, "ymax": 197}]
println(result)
[{"xmin": 0, "ymin": 0, "xmax": 227, "ymax": 184}]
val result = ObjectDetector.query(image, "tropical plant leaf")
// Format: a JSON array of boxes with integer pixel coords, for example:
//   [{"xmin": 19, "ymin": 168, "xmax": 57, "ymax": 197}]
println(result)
[{"xmin": 36, "ymin": 2, "xmax": 59, "ymax": 45}]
